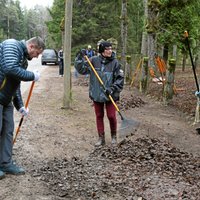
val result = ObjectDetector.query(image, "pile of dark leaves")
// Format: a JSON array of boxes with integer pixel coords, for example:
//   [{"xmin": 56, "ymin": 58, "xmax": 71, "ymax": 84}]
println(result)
[
  {"xmin": 32, "ymin": 137, "xmax": 200, "ymax": 200},
  {"xmin": 118, "ymin": 94, "xmax": 146, "ymax": 111},
  {"xmin": 146, "ymin": 76, "xmax": 196, "ymax": 115}
]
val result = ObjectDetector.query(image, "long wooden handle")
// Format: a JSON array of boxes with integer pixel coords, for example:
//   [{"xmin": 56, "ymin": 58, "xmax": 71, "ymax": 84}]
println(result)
[
  {"xmin": 13, "ymin": 81, "xmax": 35, "ymax": 144},
  {"xmin": 84, "ymin": 56, "xmax": 104, "ymax": 85},
  {"xmin": 25, "ymin": 81, "xmax": 35, "ymax": 108},
  {"xmin": 84, "ymin": 56, "xmax": 123, "ymax": 119}
]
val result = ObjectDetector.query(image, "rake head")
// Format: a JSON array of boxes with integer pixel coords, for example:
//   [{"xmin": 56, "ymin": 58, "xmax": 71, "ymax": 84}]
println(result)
[{"xmin": 118, "ymin": 118, "xmax": 140, "ymax": 138}]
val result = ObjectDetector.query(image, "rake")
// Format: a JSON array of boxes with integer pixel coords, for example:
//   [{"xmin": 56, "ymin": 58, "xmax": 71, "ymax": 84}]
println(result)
[{"xmin": 13, "ymin": 81, "xmax": 35, "ymax": 144}]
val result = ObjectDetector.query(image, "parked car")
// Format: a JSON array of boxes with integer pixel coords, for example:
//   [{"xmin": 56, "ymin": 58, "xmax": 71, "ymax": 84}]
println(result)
[{"xmin": 41, "ymin": 49, "xmax": 58, "ymax": 65}]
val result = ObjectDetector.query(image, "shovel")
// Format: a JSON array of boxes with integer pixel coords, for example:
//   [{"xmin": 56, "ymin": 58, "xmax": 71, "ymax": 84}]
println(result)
[
  {"xmin": 84, "ymin": 55, "xmax": 140, "ymax": 137},
  {"xmin": 184, "ymin": 31, "xmax": 200, "ymax": 127},
  {"xmin": 13, "ymin": 81, "xmax": 35, "ymax": 144}
]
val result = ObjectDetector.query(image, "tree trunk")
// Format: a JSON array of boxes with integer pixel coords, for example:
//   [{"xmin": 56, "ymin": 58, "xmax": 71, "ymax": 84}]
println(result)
[
  {"xmin": 163, "ymin": 44, "xmax": 168, "ymax": 64},
  {"xmin": 182, "ymin": 52, "xmax": 186, "ymax": 71},
  {"xmin": 163, "ymin": 59, "xmax": 176, "ymax": 105},
  {"xmin": 141, "ymin": 32, "xmax": 148, "ymax": 56},
  {"xmin": 141, "ymin": 0, "xmax": 148, "ymax": 56},
  {"xmin": 147, "ymin": 33, "xmax": 156, "ymax": 69},
  {"xmin": 146, "ymin": 0, "xmax": 161, "ymax": 71},
  {"xmin": 63, "ymin": 0, "xmax": 73, "ymax": 108},
  {"xmin": 173, "ymin": 45, "xmax": 177, "ymax": 58},
  {"xmin": 140, "ymin": 57, "xmax": 148, "ymax": 93},
  {"xmin": 121, "ymin": 0, "xmax": 128, "ymax": 84}
]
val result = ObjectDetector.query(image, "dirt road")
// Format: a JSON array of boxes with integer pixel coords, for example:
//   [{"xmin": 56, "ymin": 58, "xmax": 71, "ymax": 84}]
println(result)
[{"xmin": 0, "ymin": 65, "xmax": 199, "ymax": 200}]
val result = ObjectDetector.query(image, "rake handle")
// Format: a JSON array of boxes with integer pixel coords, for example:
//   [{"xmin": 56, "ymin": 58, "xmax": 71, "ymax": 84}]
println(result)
[
  {"xmin": 13, "ymin": 81, "xmax": 35, "ymax": 144},
  {"xmin": 184, "ymin": 31, "xmax": 199, "ymax": 92},
  {"xmin": 25, "ymin": 81, "xmax": 35, "ymax": 108},
  {"xmin": 84, "ymin": 55, "xmax": 124, "ymax": 120}
]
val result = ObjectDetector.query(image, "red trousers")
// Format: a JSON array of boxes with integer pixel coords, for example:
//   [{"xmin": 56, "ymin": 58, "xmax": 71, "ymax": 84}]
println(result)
[{"xmin": 93, "ymin": 101, "xmax": 117, "ymax": 135}]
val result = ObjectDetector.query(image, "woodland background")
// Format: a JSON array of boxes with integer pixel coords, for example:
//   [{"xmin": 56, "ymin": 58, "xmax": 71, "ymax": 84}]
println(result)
[{"xmin": 1, "ymin": 0, "xmax": 200, "ymax": 67}]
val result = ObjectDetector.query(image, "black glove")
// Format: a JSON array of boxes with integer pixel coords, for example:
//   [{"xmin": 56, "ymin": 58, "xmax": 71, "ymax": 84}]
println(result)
[
  {"xmin": 76, "ymin": 49, "xmax": 86, "ymax": 60},
  {"xmin": 104, "ymin": 87, "xmax": 113, "ymax": 96}
]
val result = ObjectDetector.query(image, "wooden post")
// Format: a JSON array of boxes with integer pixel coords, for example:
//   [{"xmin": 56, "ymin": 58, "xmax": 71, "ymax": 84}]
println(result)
[
  {"xmin": 126, "ymin": 55, "xmax": 132, "ymax": 83},
  {"xmin": 163, "ymin": 59, "xmax": 176, "ymax": 105},
  {"xmin": 63, "ymin": 0, "xmax": 73, "ymax": 108},
  {"xmin": 140, "ymin": 57, "xmax": 148, "ymax": 93}
]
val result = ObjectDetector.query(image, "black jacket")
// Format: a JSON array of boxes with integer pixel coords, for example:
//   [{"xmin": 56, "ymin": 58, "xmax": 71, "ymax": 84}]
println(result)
[
  {"xmin": 75, "ymin": 52, "xmax": 124, "ymax": 102},
  {"xmin": 0, "ymin": 39, "xmax": 35, "ymax": 109}
]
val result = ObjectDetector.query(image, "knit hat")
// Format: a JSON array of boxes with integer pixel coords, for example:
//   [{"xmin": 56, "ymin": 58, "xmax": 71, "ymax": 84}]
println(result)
[{"xmin": 98, "ymin": 41, "xmax": 112, "ymax": 53}]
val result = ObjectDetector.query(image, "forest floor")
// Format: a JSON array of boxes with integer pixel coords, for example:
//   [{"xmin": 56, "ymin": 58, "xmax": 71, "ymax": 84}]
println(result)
[{"xmin": 0, "ymin": 65, "xmax": 199, "ymax": 200}]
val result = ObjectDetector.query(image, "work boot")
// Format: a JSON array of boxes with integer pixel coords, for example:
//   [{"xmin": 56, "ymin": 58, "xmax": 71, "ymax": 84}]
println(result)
[
  {"xmin": 0, "ymin": 170, "xmax": 5, "ymax": 179},
  {"xmin": 95, "ymin": 134, "xmax": 105, "ymax": 147},
  {"xmin": 111, "ymin": 132, "xmax": 117, "ymax": 145},
  {"xmin": 0, "ymin": 163, "xmax": 25, "ymax": 175}
]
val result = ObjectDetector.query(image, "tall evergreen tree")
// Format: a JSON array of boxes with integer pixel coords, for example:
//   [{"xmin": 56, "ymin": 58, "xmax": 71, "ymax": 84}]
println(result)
[{"xmin": 46, "ymin": 0, "xmax": 65, "ymax": 48}]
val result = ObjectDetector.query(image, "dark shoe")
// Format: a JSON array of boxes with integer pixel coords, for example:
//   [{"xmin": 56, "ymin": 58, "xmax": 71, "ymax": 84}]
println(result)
[
  {"xmin": 0, "ymin": 164, "xmax": 25, "ymax": 175},
  {"xmin": 95, "ymin": 135, "xmax": 105, "ymax": 147},
  {"xmin": 0, "ymin": 170, "xmax": 5, "ymax": 179}
]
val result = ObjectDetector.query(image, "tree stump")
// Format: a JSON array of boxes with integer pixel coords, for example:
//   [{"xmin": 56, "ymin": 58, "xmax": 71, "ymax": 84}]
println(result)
[{"xmin": 163, "ymin": 59, "xmax": 176, "ymax": 105}]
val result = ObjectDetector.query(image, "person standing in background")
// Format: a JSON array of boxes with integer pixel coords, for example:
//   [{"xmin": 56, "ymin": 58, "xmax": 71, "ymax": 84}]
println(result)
[
  {"xmin": 86, "ymin": 45, "xmax": 95, "ymax": 58},
  {"xmin": 85, "ymin": 45, "xmax": 95, "ymax": 80},
  {"xmin": 58, "ymin": 47, "xmax": 64, "ymax": 77},
  {"xmin": 0, "ymin": 36, "xmax": 45, "ymax": 179}
]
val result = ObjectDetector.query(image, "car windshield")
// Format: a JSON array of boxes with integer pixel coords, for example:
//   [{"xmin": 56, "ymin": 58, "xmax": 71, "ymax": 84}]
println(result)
[{"xmin": 43, "ymin": 50, "xmax": 56, "ymax": 56}]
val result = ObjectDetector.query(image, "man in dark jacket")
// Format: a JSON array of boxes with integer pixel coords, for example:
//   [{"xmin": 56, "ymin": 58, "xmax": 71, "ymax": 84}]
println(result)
[
  {"xmin": 58, "ymin": 47, "xmax": 64, "ymax": 77},
  {"xmin": 75, "ymin": 41, "xmax": 124, "ymax": 146},
  {"xmin": 0, "ymin": 37, "xmax": 45, "ymax": 179}
]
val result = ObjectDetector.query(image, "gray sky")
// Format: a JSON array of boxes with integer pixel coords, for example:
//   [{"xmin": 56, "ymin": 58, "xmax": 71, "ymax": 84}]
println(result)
[{"xmin": 19, "ymin": 0, "xmax": 53, "ymax": 9}]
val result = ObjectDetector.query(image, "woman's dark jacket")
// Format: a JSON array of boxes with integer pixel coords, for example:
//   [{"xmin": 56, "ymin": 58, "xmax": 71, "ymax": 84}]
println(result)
[
  {"xmin": 75, "ymin": 53, "xmax": 124, "ymax": 102},
  {"xmin": 0, "ymin": 39, "xmax": 35, "ymax": 109}
]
